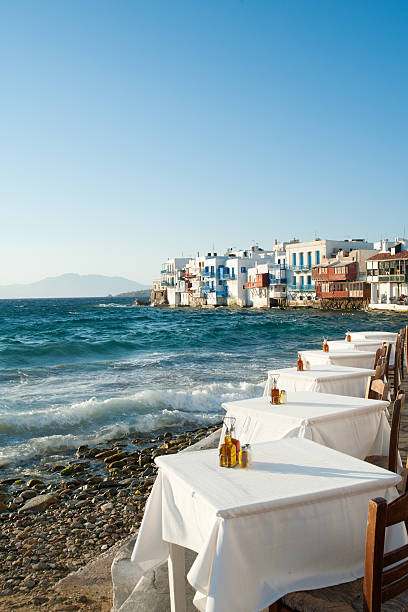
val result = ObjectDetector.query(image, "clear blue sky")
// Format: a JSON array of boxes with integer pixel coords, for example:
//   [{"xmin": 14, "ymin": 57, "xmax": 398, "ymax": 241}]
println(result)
[{"xmin": 0, "ymin": 0, "xmax": 407, "ymax": 285}]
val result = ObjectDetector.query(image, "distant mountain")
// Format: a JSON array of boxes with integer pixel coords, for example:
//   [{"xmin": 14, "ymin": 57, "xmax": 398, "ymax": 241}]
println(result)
[
  {"xmin": 0, "ymin": 274, "xmax": 150, "ymax": 299},
  {"xmin": 115, "ymin": 289, "xmax": 152, "ymax": 298}
]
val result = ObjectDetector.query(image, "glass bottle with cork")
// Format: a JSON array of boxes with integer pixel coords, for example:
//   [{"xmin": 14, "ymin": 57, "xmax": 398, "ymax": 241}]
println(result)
[
  {"xmin": 346, "ymin": 330, "xmax": 351, "ymax": 343},
  {"xmin": 219, "ymin": 427, "xmax": 237, "ymax": 468},
  {"xmin": 270, "ymin": 378, "xmax": 280, "ymax": 404},
  {"xmin": 323, "ymin": 337, "xmax": 329, "ymax": 352},
  {"xmin": 239, "ymin": 444, "xmax": 251, "ymax": 468},
  {"xmin": 297, "ymin": 353, "xmax": 304, "ymax": 371}
]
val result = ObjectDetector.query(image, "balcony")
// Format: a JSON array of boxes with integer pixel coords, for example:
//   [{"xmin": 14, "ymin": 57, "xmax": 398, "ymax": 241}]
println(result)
[
  {"xmin": 292, "ymin": 264, "xmax": 311, "ymax": 272},
  {"xmin": 219, "ymin": 271, "xmax": 235, "ymax": 280},
  {"xmin": 377, "ymin": 274, "xmax": 406, "ymax": 283},
  {"xmin": 269, "ymin": 278, "xmax": 287, "ymax": 285},
  {"xmin": 288, "ymin": 284, "xmax": 315, "ymax": 292},
  {"xmin": 202, "ymin": 271, "xmax": 215, "ymax": 278}
]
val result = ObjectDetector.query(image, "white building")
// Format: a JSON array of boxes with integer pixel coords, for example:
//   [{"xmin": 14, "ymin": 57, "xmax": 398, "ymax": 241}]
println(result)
[
  {"xmin": 159, "ymin": 257, "xmax": 190, "ymax": 306},
  {"xmin": 285, "ymin": 238, "xmax": 374, "ymax": 302},
  {"xmin": 367, "ymin": 242, "xmax": 408, "ymax": 306},
  {"xmin": 245, "ymin": 261, "xmax": 287, "ymax": 307}
]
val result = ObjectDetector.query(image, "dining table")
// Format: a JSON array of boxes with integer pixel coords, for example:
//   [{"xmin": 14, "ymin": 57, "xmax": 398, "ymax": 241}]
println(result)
[
  {"xmin": 350, "ymin": 331, "xmax": 397, "ymax": 342},
  {"xmin": 327, "ymin": 338, "xmax": 395, "ymax": 364},
  {"xmin": 221, "ymin": 391, "xmax": 391, "ymax": 460},
  {"xmin": 264, "ymin": 364, "xmax": 374, "ymax": 398},
  {"xmin": 127, "ymin": 438, "xmax": 406, "ymax": 612},
  {"xmin": 299, "ymin": 348, "xmax": 376, "ymax": 370}
]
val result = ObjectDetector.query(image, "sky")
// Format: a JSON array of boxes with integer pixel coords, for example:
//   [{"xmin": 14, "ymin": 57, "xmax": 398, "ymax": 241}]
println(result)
[{"xmin": 0, "ymin": 0, "xmax": 407, "ymax": 286}]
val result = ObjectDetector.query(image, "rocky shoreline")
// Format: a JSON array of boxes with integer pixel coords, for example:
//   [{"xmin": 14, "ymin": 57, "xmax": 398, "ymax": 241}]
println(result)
[{"xmin": 0, "ymin": 423, "xmax": 221, "ymax": 611}]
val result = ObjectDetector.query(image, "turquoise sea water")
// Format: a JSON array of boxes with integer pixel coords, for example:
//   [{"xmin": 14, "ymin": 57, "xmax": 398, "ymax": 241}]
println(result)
[{"xmin": 0, "ymin": 297, "xmax": 406, "ymax": 472}]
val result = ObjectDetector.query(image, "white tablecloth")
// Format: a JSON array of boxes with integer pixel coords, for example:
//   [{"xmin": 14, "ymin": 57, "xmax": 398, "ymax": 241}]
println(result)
[
  {"xmin": 350, "ymin": 331, "xmax": 397, "ymax": 342},
  {"xmin": 221, "ymin": 392, "xmax": 390, "ymax": 460},
  {"xmin": 128, "ymin": 439, "xmax": 405, "ymax": 612},
  {"xmin": 328, "ymin": 339, "xmax": 384, "ymax": 352},
  {"xmin": 328, "ymin": 339, "xmax": 395, "ymax": 364},
  {"xmin": 299, "ymin": 349, "xmax": 376, "ymax": 370},
  {"xmin": 264, "ymin": 365, "xmax": 374, "ymax": 398}
]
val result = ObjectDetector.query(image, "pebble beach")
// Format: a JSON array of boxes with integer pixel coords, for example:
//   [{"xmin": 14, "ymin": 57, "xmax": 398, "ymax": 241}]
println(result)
[{"xmin": 0, "ymin": 423, "xmax": 221, "ymax": 611}]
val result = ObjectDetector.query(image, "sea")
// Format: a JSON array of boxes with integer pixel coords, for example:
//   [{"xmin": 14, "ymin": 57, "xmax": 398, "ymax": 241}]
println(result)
[{"xmin": 0, "ymin": 297, "xmax": 406, "ymax": 476}]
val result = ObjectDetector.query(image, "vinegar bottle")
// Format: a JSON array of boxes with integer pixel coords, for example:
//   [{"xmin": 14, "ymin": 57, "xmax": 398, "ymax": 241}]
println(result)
[
  {"xmin": 323, "ymin": 338, "xmax": 329, "ymax": 352},
  {"xmin": 297, "ymin": 353, "xmax": 304, "ymax": 371},
  {"xmin": 270, "ymin": 378, "xmax": 280, "ymax": 404},
  {"xmin": 219, "ymin": 428, "xmax": 236, "ymax": 468},
  {"xmin": 346, "ymin": 330, "xmax": 351, "ymax": 342},
  {"xmin": 230, "ymin": 423, "xmax": 241, "ymax": 458}
]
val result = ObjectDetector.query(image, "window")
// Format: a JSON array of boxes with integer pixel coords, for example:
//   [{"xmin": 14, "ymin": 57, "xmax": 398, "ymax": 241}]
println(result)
[
  {"xmin": 300, "ymin": 253, "xmax": 304, "ymax": 266},
  {"xmin": 211, "ymin": 266, "xmax": 214, "ymax": 276},
  {"xmin": 316, "ymin": 251, "xmax": 320, "ymax": 265},
  {"xmin": 241, "ymin": 267, "xmax": 246, "ymax": 273},
  {"xmin": 307, "ymin": 275, "xmax": 311, "ymax": 286},
  {"xmin": 293, "ymin": 253, "xmax": 297, "ymax": 266},
  {"xmin": 308, "ymin": 252, "xmax": 312, "ymax": 267},
  {"xmin": 293, "ymin": 277, "xmax": 297, "ymax": 286},
  {"xmin": 301, "ymin": 276, "xmax": 305, "ymax": 287}
]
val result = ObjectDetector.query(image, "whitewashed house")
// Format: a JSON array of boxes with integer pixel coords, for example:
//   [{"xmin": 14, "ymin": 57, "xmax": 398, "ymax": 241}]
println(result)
[
  {"xmin": 367, "ymin": 241, "xmax": 408, "ymax": 307},
  {"xmin": 245, "ymin": 261, "xmax": 287, "ymax": 307},
  {"xmin": 285, "ymin": 238, "xmax": 374, "ymax": 303}
]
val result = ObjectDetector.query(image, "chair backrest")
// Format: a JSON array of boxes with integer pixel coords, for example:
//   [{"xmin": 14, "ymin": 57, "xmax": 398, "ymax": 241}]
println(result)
[
  {"xmin": 394, "ymin": 334, "xmax": 402, "ymax": 395},
  {"xmin": 384, "ymin": 342, "xmax": 392, "ymax": 380},
  {"xmin": 374, "ymin": 344, "xmax": 387, "ymax": 368},
  {"xmin": 388, "ymin": 392, "xmax": 405, "ymax": 474},
  {"xmin": 363, "ymin": 491, "xmax": 408, "ymax": 611},
  {"xmin": 365, "ymin": 377, "xmax": 389, "ymax": 401},
  {"xmin": 402, "ymin": 456, "xmax": 408, "ymax": 496}
]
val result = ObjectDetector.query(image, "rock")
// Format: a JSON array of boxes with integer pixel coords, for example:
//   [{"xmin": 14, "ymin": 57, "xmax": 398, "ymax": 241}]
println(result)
[
  {"xmin": 101, "ymin": 544, "xmax": 108, "ymax": 551},
  {"xmin": 0, "ymin": 501, "xmax": 9, "ymax": 512},
  {"xmin": 0, "ymin": 491, "xmax": 10, "ymax": 503},
  {"xmin": 163, "ymin": 432, "xmax": 173, "ymax": 439},
  {"xmin": 18, "ymin": 493, "xmax": 58, "ymax": 514},
  {"xmin": 49, "ymin": 464, "xmax": 66, "ymax": 473},
  {"xmin": 26, "ymin": 478, "xmax": 44, "ymax": 488},
  {"xmin": 60, "ymin": 464, "xmax": 84, "ymax": 476},
  {"xmin": 20, "ymin": 489, "xmax": 38, "ymax": 500},
  {"xmin": 104, "ymin": 452, "xmax": 127, "ymax": 464},
  {"xmin": 101, "ymin": 502, "xmax": 114, "ymax": 512},
  {"xmin": 95, "ymin": 449, "xmax": 117, "ymax": 460}
]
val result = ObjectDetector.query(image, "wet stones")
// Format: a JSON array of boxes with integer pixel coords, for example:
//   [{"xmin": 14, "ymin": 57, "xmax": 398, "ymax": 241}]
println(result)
[{"xmin": 18, "ymin": 493, "xmax": 59, "ymax": 514}]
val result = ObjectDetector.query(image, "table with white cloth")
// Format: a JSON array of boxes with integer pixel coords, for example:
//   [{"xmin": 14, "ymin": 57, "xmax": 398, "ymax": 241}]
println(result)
[
  {"xmin": 350, "ymin": 331, "xmax": 397, "ymax": 342},
  {"xmin": 220, "ymin": 392, "xmax": 390, "ymax": 460},
  {"xmin": 128, "ymin": 439, "xmax": 405, "ymax": 612},
  {"xmin": 264, "ymin": 365, "xmax": 374, "ymax": 398},
  {"xmin": 299, "ymin": 349, "xmax": 376, "ymax": 370},
  {"xmin": 328, "ymin": 338, "xmax": 395, "ymax": 364}
]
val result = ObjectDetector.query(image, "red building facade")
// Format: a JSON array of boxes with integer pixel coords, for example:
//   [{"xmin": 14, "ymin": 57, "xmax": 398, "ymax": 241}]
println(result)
[{"xmin": 312, "ymin": 261, "xmax": 370, "ymax": 299}]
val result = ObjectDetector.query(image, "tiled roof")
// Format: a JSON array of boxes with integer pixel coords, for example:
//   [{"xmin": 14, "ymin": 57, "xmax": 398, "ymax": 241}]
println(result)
[{"xmin": 368, "ymin": 251, "xmax": 408, "ymax": 261}]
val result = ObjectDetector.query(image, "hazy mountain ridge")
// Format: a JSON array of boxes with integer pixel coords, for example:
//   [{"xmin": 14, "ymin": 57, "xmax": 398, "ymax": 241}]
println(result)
[{"xmin": 0, "ymin": 273, "xmax": 149, "ymax": 298}]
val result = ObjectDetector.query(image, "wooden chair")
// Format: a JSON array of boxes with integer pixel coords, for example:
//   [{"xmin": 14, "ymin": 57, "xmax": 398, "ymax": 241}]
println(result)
[
  {"xmin": 365, "ymin": 392, "xmax": 405, "ymax": 474},
  {"xmin": 388, "ymin": 334, "xmax": 403, "ymax": 400},
  {"xmin": 365, "ymin": 377, "xmax": 389, "ymax": 401},
  {"xmin": 374, "ymin": 343, "xmax": 391, "ymax": 381},
  {"xmin": 400, "ymin": 327, "xmax": 406, "ymax": 379},
  {"xmin": 281, "ymin": 492, "xmax": 408, "ymax": 612}
]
